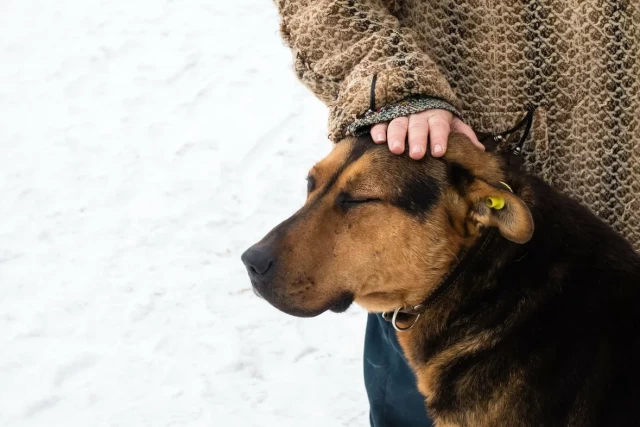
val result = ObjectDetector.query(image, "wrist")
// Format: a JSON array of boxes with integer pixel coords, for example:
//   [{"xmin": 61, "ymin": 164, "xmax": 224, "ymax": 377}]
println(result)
[{"xmin": 346, "ymin": 96, "xmax": 461, "ymax": 137}]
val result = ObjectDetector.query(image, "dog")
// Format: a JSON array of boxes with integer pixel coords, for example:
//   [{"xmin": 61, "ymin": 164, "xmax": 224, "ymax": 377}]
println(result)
[{"xmin": 241, "ymin": 134, "xmax": 640, "ymax": 426}]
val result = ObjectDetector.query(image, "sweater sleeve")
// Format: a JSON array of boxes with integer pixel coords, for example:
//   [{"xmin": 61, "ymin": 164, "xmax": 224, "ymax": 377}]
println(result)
[{"xmin": 275, "ymin": 0, "xmax": 460, "ymax": 142}]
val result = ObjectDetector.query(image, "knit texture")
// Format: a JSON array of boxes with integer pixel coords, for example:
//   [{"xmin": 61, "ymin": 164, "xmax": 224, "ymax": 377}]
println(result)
[
  {"xmin": 346, "ymin": 96, "xmax": 461, "ymax": 137},
  {"xmin": 274, "ymin": 0, "xmax": 640, "ymax": 249}
]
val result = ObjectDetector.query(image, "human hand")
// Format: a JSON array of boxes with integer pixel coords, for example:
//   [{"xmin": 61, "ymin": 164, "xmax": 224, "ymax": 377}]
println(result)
[{"xmin": 370, "ymin": 109, "xmax": 484, "ymax": 160}]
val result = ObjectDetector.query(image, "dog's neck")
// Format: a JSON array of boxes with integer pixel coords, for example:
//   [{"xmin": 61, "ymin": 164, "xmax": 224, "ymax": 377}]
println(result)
[
  {"xmin": 391, "ymin": 183, "xmax": 537, "ymax": 416},
  {"xmin": 382, "ymin": 174, "xmax": 529, "ymax": 332},
  {"xmin": 381, "ymin": 228, "xmax": 498, "ymax": 332},
  {"xmin": 394, "ymin": 226, "xmax": 521, "ymax": 398},
  {"xmin": 395, "ymin": 173, "xmax": 640, "ymax": 422}
]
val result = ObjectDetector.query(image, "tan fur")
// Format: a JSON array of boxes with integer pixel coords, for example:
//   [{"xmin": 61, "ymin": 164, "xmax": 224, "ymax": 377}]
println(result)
[
  {"xmin": 400, "ymin": 330, "xmax": 498, "ymax": 399},
  {"xmin": 262, "ymin": 135, "xmax": 533, "ymax": 314},
  {"xmin": 251, "ymin": 136, "xmax": 536, "ymax": 425},
  {"xmin": 398, "ymin": 322, "xmax": 525, "ymax": 427},
  {"xmin": 268, "ymin": 139, "xmax": 483, "ymax": 316},
  {"xmin": 443, "ymin": 135, "xmax": 506, "ymax": 185},
  {"xmin": 307, "ymin": 141, "xmax": 352, "ymax": 196}
]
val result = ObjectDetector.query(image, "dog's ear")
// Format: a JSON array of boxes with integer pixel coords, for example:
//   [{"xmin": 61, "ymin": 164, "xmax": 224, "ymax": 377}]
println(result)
[{"xmin": 465, "ymin": 179, "xmax": 534, "ymax": 244}]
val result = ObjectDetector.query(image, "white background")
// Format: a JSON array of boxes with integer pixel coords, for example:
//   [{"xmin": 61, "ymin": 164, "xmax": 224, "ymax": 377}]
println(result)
[{"xmin": 0, "ymin": 1, "xmax": 369, "ymax": 426}]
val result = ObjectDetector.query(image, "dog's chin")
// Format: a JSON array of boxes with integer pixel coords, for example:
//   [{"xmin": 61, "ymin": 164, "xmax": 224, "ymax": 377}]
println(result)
[{"xmin": 255, "ymin": 287, "xmax": 353, "ymax": 318}]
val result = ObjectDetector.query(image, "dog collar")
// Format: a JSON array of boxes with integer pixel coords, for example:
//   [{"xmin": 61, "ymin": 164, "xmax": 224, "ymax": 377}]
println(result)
[{"xmin": 382, "ymin": 229, "xmax": 497, "ymax": 332}]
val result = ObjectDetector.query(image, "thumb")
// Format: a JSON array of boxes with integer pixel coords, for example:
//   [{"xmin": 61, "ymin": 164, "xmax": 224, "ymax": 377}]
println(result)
[{"xmin": 451, "ymin": 118, "xmax": 484, "ymax": 151}]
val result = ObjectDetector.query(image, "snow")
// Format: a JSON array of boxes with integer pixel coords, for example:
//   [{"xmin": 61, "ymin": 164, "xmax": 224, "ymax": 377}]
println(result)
[{"xmin": 0, "ymin": 1, "xmax": 369, "ymax": 426}]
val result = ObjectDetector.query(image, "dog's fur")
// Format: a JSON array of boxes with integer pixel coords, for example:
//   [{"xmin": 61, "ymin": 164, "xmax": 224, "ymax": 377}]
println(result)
[{"xmin": 242, "ymin": 135, "xmax": 640, "ymax": 426}]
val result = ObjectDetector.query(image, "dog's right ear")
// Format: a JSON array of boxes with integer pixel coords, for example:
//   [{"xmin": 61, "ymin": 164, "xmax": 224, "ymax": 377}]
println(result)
[
  {"xmin": 463, "ymin": 179, "xmax": 534, "ymax": 244},
  {"xmin": 443, "ymin": 136, "xmax": 533, "ymax": 243}
]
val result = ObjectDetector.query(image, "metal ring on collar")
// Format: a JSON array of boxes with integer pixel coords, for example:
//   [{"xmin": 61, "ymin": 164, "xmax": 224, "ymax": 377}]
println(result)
[{"xmin": 391, "ymin": 308, "xmax": 421, "ymax": 332}]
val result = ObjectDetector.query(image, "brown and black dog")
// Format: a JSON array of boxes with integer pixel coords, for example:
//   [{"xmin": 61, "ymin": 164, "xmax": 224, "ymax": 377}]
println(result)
[{"xmin": 241, "ymin": 135, "xmax": 640, "ymax": 426}]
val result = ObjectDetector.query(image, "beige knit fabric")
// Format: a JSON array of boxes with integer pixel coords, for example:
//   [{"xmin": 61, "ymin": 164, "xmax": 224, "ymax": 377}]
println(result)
[{"xmin": 275, "ymin": 0, "xmax": 640, "ymax": 249}]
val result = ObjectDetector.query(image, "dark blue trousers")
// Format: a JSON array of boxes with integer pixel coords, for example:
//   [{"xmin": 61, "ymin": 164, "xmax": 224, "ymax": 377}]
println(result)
[{"xmin": 364, "ymin": 313, "xmax": 433, "ymax": 427}]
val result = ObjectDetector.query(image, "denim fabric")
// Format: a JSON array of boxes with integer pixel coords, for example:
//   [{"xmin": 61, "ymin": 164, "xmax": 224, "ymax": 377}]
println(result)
[{"xmin": 363, "ymin": 313, "xmax": 433, "ymax": 427}]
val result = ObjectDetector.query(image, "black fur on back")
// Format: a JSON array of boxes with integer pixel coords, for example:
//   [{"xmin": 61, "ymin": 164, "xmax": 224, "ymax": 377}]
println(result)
[{"xmin": 418, "ymin": 170, "xmax": 640, "ymax": 426}]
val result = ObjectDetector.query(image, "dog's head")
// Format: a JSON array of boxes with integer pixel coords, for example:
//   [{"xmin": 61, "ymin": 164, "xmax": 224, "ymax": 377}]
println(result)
[{"xmin": 241, "ymin": 135, "xmax": 534, "ymax": 317}]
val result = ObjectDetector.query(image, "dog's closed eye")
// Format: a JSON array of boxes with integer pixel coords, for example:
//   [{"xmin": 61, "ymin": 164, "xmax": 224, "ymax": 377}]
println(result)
[{"xmin": 337, "ymin": 192, "xmax": 382, "ymax": 211}]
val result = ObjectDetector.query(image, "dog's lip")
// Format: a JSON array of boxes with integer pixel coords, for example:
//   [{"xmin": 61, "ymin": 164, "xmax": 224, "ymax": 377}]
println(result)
[
  {"xmin": 250, "ymin": 276, "xmax": 353, "ymax": 317},
  {"xmin": 251, "ymin": 285, "xmax": 350, "ymax": 318},
  {"xmin": 329, "ymin": 293, "xmax": 354, "ymax": 313},
  {"xmin": 251, "ymin": 284, "xmax": 264, "ymax": 300},
  {"xmin": 250, "ymin": 279, "xmax": 321, "ymax": 317}
]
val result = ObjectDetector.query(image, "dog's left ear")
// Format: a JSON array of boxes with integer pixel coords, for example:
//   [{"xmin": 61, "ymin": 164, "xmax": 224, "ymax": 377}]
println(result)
[{"xmin": 466, "ymin": 179, "xmax": 534, "ymax": 244}]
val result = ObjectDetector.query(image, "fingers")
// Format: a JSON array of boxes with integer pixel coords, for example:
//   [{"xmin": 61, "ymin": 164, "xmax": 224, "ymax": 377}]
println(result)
[
  {"xmin": 370, "ymin": 122, "xmax": 388, "ymax": 144},
  {"xmin": 451, "ymin": 118, "xmax": 485, "ymax": 151},
  {"xmin": 387, "ymin": 117, "xmax": 409, "ymax": 154},
  {"xmin": 427, "ymin": 115, "xmax": 451, "ymax": 157},
  {"xmin": 407, "ymin": 114, "xmax": 429, "ymax": 159},
  {"xmin": 368, "ymin": 110, "xmax": 480, "ymax": 159}
]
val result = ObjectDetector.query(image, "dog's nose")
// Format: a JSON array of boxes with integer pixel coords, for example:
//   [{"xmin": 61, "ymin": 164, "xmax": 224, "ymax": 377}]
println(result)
[{"xmin": 241, "ymin": 245, "xmax": 275, "ymax": 276}]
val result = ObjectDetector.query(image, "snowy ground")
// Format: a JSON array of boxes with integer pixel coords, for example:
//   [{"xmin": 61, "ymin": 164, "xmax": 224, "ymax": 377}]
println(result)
[{"xmin": 0, "ymin": 1, "xmax": 368, "ymax": 426}]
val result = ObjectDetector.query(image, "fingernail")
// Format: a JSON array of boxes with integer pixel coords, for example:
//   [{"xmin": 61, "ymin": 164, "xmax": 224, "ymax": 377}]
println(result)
[
  {"xmin": 376, "ymin": 133, "xmax": 385, "ymax": 142},
  {"xmin": 391, "ymin": 141, "xmax": 402, "ymax": 151},
  {"xmin": 410, "ymin": 145, "xmax": 423, "ymax": 155},
  {"xmin": 433, "ymin": 144, "xmax": 443, "ymax": 155}
]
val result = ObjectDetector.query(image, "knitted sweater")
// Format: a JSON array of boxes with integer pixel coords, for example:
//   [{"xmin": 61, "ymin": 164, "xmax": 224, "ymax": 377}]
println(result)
[{"xmin": 274, "ymin": 0, "xmax": 640, "ymax": 249}]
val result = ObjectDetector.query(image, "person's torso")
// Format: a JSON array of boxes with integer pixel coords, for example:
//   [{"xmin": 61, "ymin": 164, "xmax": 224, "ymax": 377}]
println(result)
[{"xmin": 394, "ymin": 0, "xmax": 640, "ymax": 249}]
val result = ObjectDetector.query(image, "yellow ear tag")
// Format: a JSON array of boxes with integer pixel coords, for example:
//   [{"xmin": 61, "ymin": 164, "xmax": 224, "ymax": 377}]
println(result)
[{"xmin": 486, "ymin": 196, "xmax": 505, "ymax": 210}]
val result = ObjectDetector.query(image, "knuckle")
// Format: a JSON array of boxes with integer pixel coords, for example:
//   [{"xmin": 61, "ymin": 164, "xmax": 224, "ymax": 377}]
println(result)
[
  {"xmin": 390, "ymin": 117, "xmax": 409, "ymax": 127},
  {"xmin": 387, "ymin": 123, "xmax": 400, "ymax": 133},
  {"xmin": 388, "ymin": 128, "xmax": 406, "ymax": 139},
  {"xmin": 429, "ymin": 120, "xmax": 450, "ymax": 131},
  {"xmin": 408, "ymin": 130, "xmax": 427, "ymax": 141},
  {"xmin": 388, "ymin": 127, "xmax": 407, "ymax": 138},
  {"xmin": 408, "ymin": 128, "xmax": 427, "ymax": 140},
  {"xmin": 407, "ymin": 122, "xmax": 427, "ymax": 132}
]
